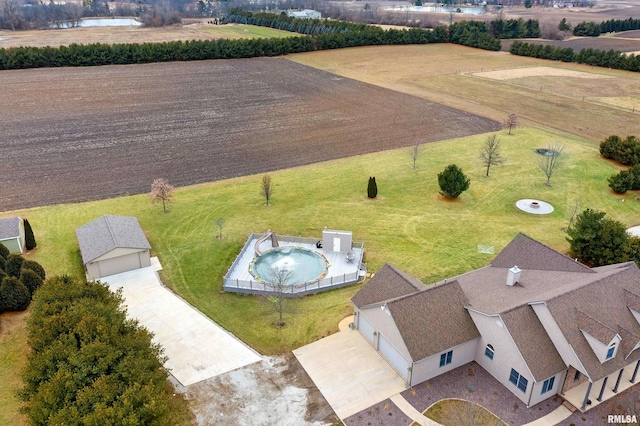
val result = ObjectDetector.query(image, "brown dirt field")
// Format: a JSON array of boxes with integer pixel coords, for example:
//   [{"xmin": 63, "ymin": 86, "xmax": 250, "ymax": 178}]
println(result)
[
  {"xmin": 0, "ymin": 57, "xmax": 499, "ymax": 212},
  {"xmin": 289, "ymin": 44, "xmax": 640, "ymax": 142},
  {"xmin": 0, "ymin": 22, "xmax": 246, "ymax": 49}
]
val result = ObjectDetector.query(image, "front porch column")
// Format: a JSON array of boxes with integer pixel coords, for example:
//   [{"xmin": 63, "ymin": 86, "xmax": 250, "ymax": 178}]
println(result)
[
  {"xmin": 631, "ymin": 360, "xmax": 640, "ymax": 384},
  {"xmin": 613, "ymin": 368, "xmax": 624, "ymax": 393},
  {"xmin": 596, "ymin": 376, "xmax": 608, "ymax": 402},
  {"xmin": 581, "ymin": 381, "xmax": 593, "ymax": 411}
]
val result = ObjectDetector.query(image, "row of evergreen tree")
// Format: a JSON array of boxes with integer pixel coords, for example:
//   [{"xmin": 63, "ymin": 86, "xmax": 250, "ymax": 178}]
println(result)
[
  {"xmin": 450, "ymin": 21, "xmax": 501, "ymax": 51},
  {"xmin": 488, "ymin": 18, "xmax": 540, "ymax": 39},
  {"xmin": 509, "ymin": 41, "xmax": 640, "ymax": 73},
  {"xmin": 573, "ymin": 17, "xmax": 640, "ymax": 37},
  {"xmin": 600, "ymin": 135, "xmax": 640, "ymax": 167},
  {"xmin": 0, "ymin": 244, "xmax": 46, "ymax": 313}
]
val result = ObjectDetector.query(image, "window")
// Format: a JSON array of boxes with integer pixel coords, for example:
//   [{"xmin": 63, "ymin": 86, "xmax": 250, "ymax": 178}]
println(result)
[
  {"xmin": 509, "ymin": 368, "xmax": 528, "ymax": 393},
  {"xmin": 574, "ymin": 370, "xmax": 581, "ymax": 382},
  {"xmin": 541, "ymin": 377, "xmax": 555, "ymax": 394},
  {"xmin": 484, "ymin": 344, "xmax": 495, "ymax": 360},
  {"xmin": 439, "ymin": 350, "xmax": 453, "ymax": 367},
  {"xmin": 606, "ymin": 343, "xmax": 616, "ymax": 360}
]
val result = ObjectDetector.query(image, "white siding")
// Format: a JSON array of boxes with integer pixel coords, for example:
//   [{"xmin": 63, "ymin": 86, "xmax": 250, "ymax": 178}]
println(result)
[
  {"xmin": 378, "ymin": 333, "xmax": 410, "ymax": 380},
  {"xmin": 410, "ymin": 339, "xmax": 477, "ymax": 386},
  {"xmin": 468, "ymin": 310, "xmax": 534, "ymax": 405},
  {"xmin": 356, "ymin": 309, "xmax": 375, "ymax": 344},
  {"xmin": 531, "ymin": 303, "xmax": 587, "ymax": 377},
  {"xmin": 359, "ymin": 305, "xmax": 412, "ymax": 361},
  {"xmin": 0, "ymin": 238, "xmax": 21, "ymax": 254},
  {"xmin": 529, "ymin": 371, "xmax": 567, "ymax": 406},
  {"xmin": 93, "ymin": 247, "xmax": 149, "ymax": 262},
  {"xmin": 86, "ymin": 249, "xmax": 151, "ymax": 280}
]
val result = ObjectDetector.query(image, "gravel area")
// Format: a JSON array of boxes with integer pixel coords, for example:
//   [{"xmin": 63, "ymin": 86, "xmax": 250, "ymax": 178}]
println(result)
[
  {"xmin": 343, "ymin": 398, "xmax": 412, "ymax": 426},
  {"xmin": 557, "ymin": 385, "xmax": 640, "ymax": 426},
  {"xmin": 400, "ymin": 362, "xmax": 562, "ymax": 426}
]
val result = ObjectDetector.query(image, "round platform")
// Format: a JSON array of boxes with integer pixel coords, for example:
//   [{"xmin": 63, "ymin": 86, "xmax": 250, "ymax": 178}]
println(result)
[{"xmin": 516, "ymin": 199, "xmax": 554, "ymax": 215}]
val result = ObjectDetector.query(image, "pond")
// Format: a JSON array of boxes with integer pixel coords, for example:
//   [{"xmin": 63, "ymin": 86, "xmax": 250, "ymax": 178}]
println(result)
[
  {"xmin": 385, "ymin": 5, "xmax": 487, "ymax": 15},
  {"xmin": 52, "ymin": 18, "xmax": 142, "ymax": 29}
]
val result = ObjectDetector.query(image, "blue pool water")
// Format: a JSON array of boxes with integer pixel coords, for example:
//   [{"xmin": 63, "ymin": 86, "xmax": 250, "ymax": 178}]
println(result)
[{"xmin": 250, "ymin": 247, "xmax": 328, "ymax": 285}]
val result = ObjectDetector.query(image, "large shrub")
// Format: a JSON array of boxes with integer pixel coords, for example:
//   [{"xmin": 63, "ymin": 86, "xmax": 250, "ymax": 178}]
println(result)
[
  {"xmin": 600, "ymin": 135, "xmax": 640, "ymax": 166},
  {"xmin": 0, "ymin": 276, "xmax": 31, "ymax": 311},
  {"xmin": 0, "ymin": 243, "xmax": 9, "ymax": 260},
  {"xmin": 438, "ymin": 164, "xmax": 470, "ymax": 199},
  {"xmin": 20, "ymin": 269, "xmax": 43, "ymax": 296},
  {"xmin": 23, "ymin": 218, "xmax": 36, "ymax": 250},
  {"xmin": 22, "ymin": 259, "xmax": 46, "ymax": 281},
  {"xmin": 20, "ymin": 276, "xmax": 174, "ymax": 426},
  {"xmin": 566, "ymin": 209, "xmax": 629, "ymax": 266},
  {"xmin": 5, "ymin": 253, "xmax": 24, "ymax": 277},
  {"xmin": 608, "ymin": 170, "xmax": 633, "ymax": 194}
]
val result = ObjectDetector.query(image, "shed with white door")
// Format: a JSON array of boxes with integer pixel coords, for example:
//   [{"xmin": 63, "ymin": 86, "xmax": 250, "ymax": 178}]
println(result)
[{"xmin": 322, "ymin": 228, "xmax": 352, "ymax": 253}]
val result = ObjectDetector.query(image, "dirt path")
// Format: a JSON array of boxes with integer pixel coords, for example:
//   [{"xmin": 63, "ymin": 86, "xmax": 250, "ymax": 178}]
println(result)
[{"xmin": 172, "ymin": 354, "xmax": 339, "ymax": 426}]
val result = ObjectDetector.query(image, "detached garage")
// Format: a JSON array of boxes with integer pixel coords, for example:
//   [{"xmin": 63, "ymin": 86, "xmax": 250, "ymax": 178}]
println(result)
[
  {"xmin": 76, "ymin": 215, "xmax": 152, "ymax": 280},
  {"xmin": 0, "ymin": 217, "xmax": 25, "ymax": 253}
]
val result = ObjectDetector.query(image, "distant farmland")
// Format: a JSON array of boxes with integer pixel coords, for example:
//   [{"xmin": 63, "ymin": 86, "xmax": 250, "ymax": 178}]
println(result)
[{"xmin": 0, "ymin": 58, "xmax": 499, "ymax": 211}]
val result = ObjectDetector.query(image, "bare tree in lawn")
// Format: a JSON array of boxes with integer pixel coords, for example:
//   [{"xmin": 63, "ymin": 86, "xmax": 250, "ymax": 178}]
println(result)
[
  {"xmin": 1, "ymin": 0, "xmax": 22, "ymax": 31},
  {"xmin": 260, "ymin": 175, "xmax": 273, "ymax": 206},
  {"xmin": 215, "ymin": 217, "xmax": 224, "ymax": 239},
  {"xmin": 479, "ymin": 134, "xmax": 505, "ymax": 177},
  {"xmin": 149, "ymin": 178, "xmax": 174, "ymax": 213},
  {"xmin": 538, "ymin": 142, "xmax": 565, "ymax": 186},
  {"xmin": 409, "ymin": 141, "xmax": 424, "ymax": 169},
  {"xmin": 266, "ymin": 266, "xmax": 294, "ymax": 327},
  {"xmin": 503, "ymin": 113, "xmax": 520, "ymax": 135}
]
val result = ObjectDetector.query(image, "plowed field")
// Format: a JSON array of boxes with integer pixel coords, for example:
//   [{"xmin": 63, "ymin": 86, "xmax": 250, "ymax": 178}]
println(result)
[{"xmin": 0, "ymin": 58, "xmax": 499, "ymax": 211}]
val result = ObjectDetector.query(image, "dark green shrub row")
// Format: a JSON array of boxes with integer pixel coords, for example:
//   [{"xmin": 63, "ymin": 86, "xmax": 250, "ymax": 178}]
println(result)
[
  {"xmin": 489, "ymin": 18, "xmax": 540, "ymax": 39},
  {"xmin": 509, "ymin": 41, "xmax": 640, "ymax": 72},
  {"xmin": 450, "ymin": 21, "xmax": 501, "ymax": 51},
  {"xmin": 600, "ymin": 135, "xmax": 640, "ymax": 166},
  {"xmin": 20, "ymin": 276, "xmax": 174, "ymax": 425},
  {"xmin": 608, "ymin": 165, "xmax": 640, "ymax": 194},
  {"xmin": 0, "ymin": 245, "xmax": 46, "ymax": 313},
  {"xmin": 573, "ymin": 17, "xmax": 640, "ymax": 37}
]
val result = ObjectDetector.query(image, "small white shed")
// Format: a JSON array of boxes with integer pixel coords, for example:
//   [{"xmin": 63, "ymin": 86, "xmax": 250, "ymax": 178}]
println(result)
[
  {"xmin": 322, "ymin": 229, "xmax": 352, "ymax": 253},
  {"xmin": 0, "ymin": 217, "xmax": 25, "ymax": 253},
  {"xmin": 76, "ymin": 215, "xmax": 152, "ymax": 280}
]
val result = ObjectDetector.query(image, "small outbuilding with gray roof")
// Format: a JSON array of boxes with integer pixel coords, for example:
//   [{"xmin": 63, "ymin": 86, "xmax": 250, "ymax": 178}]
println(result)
[
  {"xmin": 76, "ymin": 215, "xmax": 152, "ymax": 280},
  {"xmin": 0, "ymin": 217, "xmax": 25, "ymax": 253}
]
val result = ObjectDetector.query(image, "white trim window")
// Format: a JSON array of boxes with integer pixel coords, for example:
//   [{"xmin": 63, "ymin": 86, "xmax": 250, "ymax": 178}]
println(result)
[{"xmin": 484, "ymin": 344, "xmax": 495, "ymax": 360}]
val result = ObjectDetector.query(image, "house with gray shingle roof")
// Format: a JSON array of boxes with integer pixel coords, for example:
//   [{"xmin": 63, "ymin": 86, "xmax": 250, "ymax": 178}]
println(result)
[
  {"xmin": 352, "ymin": 233, "xmax": 640, "ymax": 412},
  {"xmin": 76, "ymin": 215, "xmax": 152, "ymax": 280},
  {"xmin": 0, "ymin": 217, "xmax": 25, "ymax": 253}
]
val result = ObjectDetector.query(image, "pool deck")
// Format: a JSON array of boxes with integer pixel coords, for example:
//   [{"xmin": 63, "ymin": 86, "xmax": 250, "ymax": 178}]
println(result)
[{"xmin": 226, "ymin": 236, "xmax": 364, "ymax": 284}]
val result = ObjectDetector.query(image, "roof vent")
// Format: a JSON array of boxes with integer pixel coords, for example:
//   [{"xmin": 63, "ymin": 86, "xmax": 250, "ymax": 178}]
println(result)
[{"xmin": 506, "ymin": 266, "xmax": 521, "ymax": 286}]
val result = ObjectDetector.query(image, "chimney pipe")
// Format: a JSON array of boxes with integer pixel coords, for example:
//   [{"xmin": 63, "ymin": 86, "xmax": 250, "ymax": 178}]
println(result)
[{"xmin": 506, "ymin": 266, "xmax": 521, "ymax": 286}]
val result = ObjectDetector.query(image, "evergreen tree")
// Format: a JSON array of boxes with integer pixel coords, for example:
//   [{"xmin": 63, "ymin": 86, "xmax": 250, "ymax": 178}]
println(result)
[
  {"xmin": 438, "ymin": 165, "xmax": 470, "ymax": 199},
  {"xmin": 367, "ymin": 176, "xmax": 378, "ymax": 198},
  {"xmin": 0, "ymin": 276, "xmax": 31, "ymax": 311},
  {"xmin": 0, "ymin": 243, "xmax": 9, "ymax": 260},
  {"xmin": 20, "ymin": 269, "xmax": 43, "ymax": 296},
  {"xmin": 5, "ymin": 253, "xmax": 24, "ymax": 278},
  {"xmin": 23, "ymin": 218, "xmax": 36, "ymax": 250},
  {"xmin": 21, "ymin": 260, "xmax": 46, "ymax": 281},
  {"xmin": 567, "ymin": 209, "xmax": 629, "ymax": 266},
  {"xmin": 0, "ymin": 256, "xmax": 5, "ymax": 272}
]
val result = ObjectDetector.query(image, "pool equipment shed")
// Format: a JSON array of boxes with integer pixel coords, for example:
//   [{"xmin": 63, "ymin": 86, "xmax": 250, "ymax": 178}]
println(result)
[
  {"xmin": 322, "ymin": 228, "xmax": 352, "ymax": 253},
  {"xmin": 0, "ymin": 217, "xmax": 25, "ymax": 253},
  {"xmin": 76, "ymin": 215, "xmax": 152, "ymax": 280}
]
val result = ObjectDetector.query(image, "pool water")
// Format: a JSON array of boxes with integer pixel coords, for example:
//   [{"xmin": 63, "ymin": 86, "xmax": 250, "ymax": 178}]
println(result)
[{"xmin": 250, "ymin": 247, "xmax": 329, "ymax": 285}]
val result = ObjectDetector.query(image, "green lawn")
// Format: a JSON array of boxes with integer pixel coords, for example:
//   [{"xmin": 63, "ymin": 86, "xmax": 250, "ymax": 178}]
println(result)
[
  {"xmin": 203, "ymin": 24, "xmax": 298, "ymax": 39},
  {"xmin": 5, "ymin": 127, "xmax": 635, "ymax": 354},
  {"xmin": 0, "ymin": 312, "xmax": 28, "ymax": 426}
]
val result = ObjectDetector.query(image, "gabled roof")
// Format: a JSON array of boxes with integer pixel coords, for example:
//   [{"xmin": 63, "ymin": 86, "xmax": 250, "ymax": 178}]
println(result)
[
  {"xmin": 501, "ymin": 306, "xmax": 566, "ymax": 381},
  {"xmin": 0, "ymin": 217, "xmax": 21, "ymax": 240},
  {"xmin": 545, "ymin": 262, "xmax": 640, "ymax": 382},
  {"xmin": 625, "ymin": 288, "xmax": 640, "ymax": 313},
  {"xmin": 387, "ymin": 280, "xmax": 479, "ymax": 361},
  {"xmin": 351, "ymin": 264, "xmax": 424, "ymax": 308},
  {"xmin": 618, "ymin": 326, "xmax": 640, "ymax": 359},
  {"xmin": 491, "ymin": 232, "xmax": 593, "ymax": 273},
  {"xmin": 575, "ymin": 309, "xmax": 618, "ymax": 344},
  {"xmin": 76, "ymin": 215, "xmax": 151, "ymax": 264}
]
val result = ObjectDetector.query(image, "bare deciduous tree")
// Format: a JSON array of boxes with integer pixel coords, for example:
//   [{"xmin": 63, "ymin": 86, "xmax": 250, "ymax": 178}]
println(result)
[
  {"xmin": 215, "ymin": 217, "xmax": 224, "ymax": 239},
  {"xmin": 409, "ymin": 141, "xmax": 423, "ymax": 169},
  {"xmin": 266, "ymin": 266, "xmax": 294, "ymax": 328},
  {"xmin": 260, "ymin": 175, "xmax": 273, "ymax": 206},
  {"xmin": 149, "ymin": 178, "xmax": 174, "ymax": 213},
  {"xmin": 538, "ymin": 142, "xmax": 565, "ymax": 186},
  {"xmin": 1, "ymin": 0, "xmax": 22, "ymax": 31},
  {"xmin": 503, "ymin": 113, "xmax": 520, "ymax": 135},
  {"xmin": 479, "ymin": 134, "xmax": 505, "ymax": 177}
]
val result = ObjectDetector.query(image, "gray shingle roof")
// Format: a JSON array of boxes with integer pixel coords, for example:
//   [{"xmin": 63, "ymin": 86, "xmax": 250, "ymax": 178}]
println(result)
[
  {"xmin": 387, "ymin": 280, "xmax": 479, "ymax": 361},
  {"xmin": 618, "ymin": 326, "xmax": 640, "ymax": 359},
  {"xmin": 492, "ymin": 232, "xmax": 593, "ymax": 273},
  {"xmin": 76, "ymin": 215, "xmax": 151, "ymax": 264},
  {"xmin": 0, "ymin": 217, "xmax": 20, "ymax": 240},
  {"xmin": 575, "ymin": 309, "xmax": 618, "ymax": 344},
  {"xmin": 545, "ymin": 262, "xmax": 640, "ymax": 382},
  {"xmin": 351, "ymin": 264, "xmax": 425, "ymax": 308}
]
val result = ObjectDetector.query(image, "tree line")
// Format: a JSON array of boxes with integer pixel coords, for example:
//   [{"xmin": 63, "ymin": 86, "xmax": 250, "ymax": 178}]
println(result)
[
  {"xmin": 488, "ymin": 18, "xmax": 540, "ymax": 39},
  {"xmin": 573, "ymin": 17, "xmax": 640, "ymax": 37},
  {"xmin": 509, "ymin": 41, "xmax": 640, "ymax": 73},
  {"xmin": 0, "ymin": 243, "xmax": 45, "ymax": 313}
]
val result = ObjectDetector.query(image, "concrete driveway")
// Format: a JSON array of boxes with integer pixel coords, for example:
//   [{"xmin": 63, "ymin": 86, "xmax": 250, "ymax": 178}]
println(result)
[
  {"xmin": 293, "ymin": 319, "xmax": 406, "ymax": 419},
  {"xmin": 101, "ymin": 258, "xmax": 262, "ymax": 386}
]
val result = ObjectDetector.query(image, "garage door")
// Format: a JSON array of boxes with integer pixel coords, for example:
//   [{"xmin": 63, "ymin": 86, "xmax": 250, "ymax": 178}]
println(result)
[
  {"xmin": 97, "ymin": 253, "xmax": 142, "ymax": 278},
  {"xmin": 378, "ymin": 333, "xmax": 409, "ymax": 380},
  {"xmin": 357, "ymin": 313, "xmax": 375, "ymax": 344}
]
